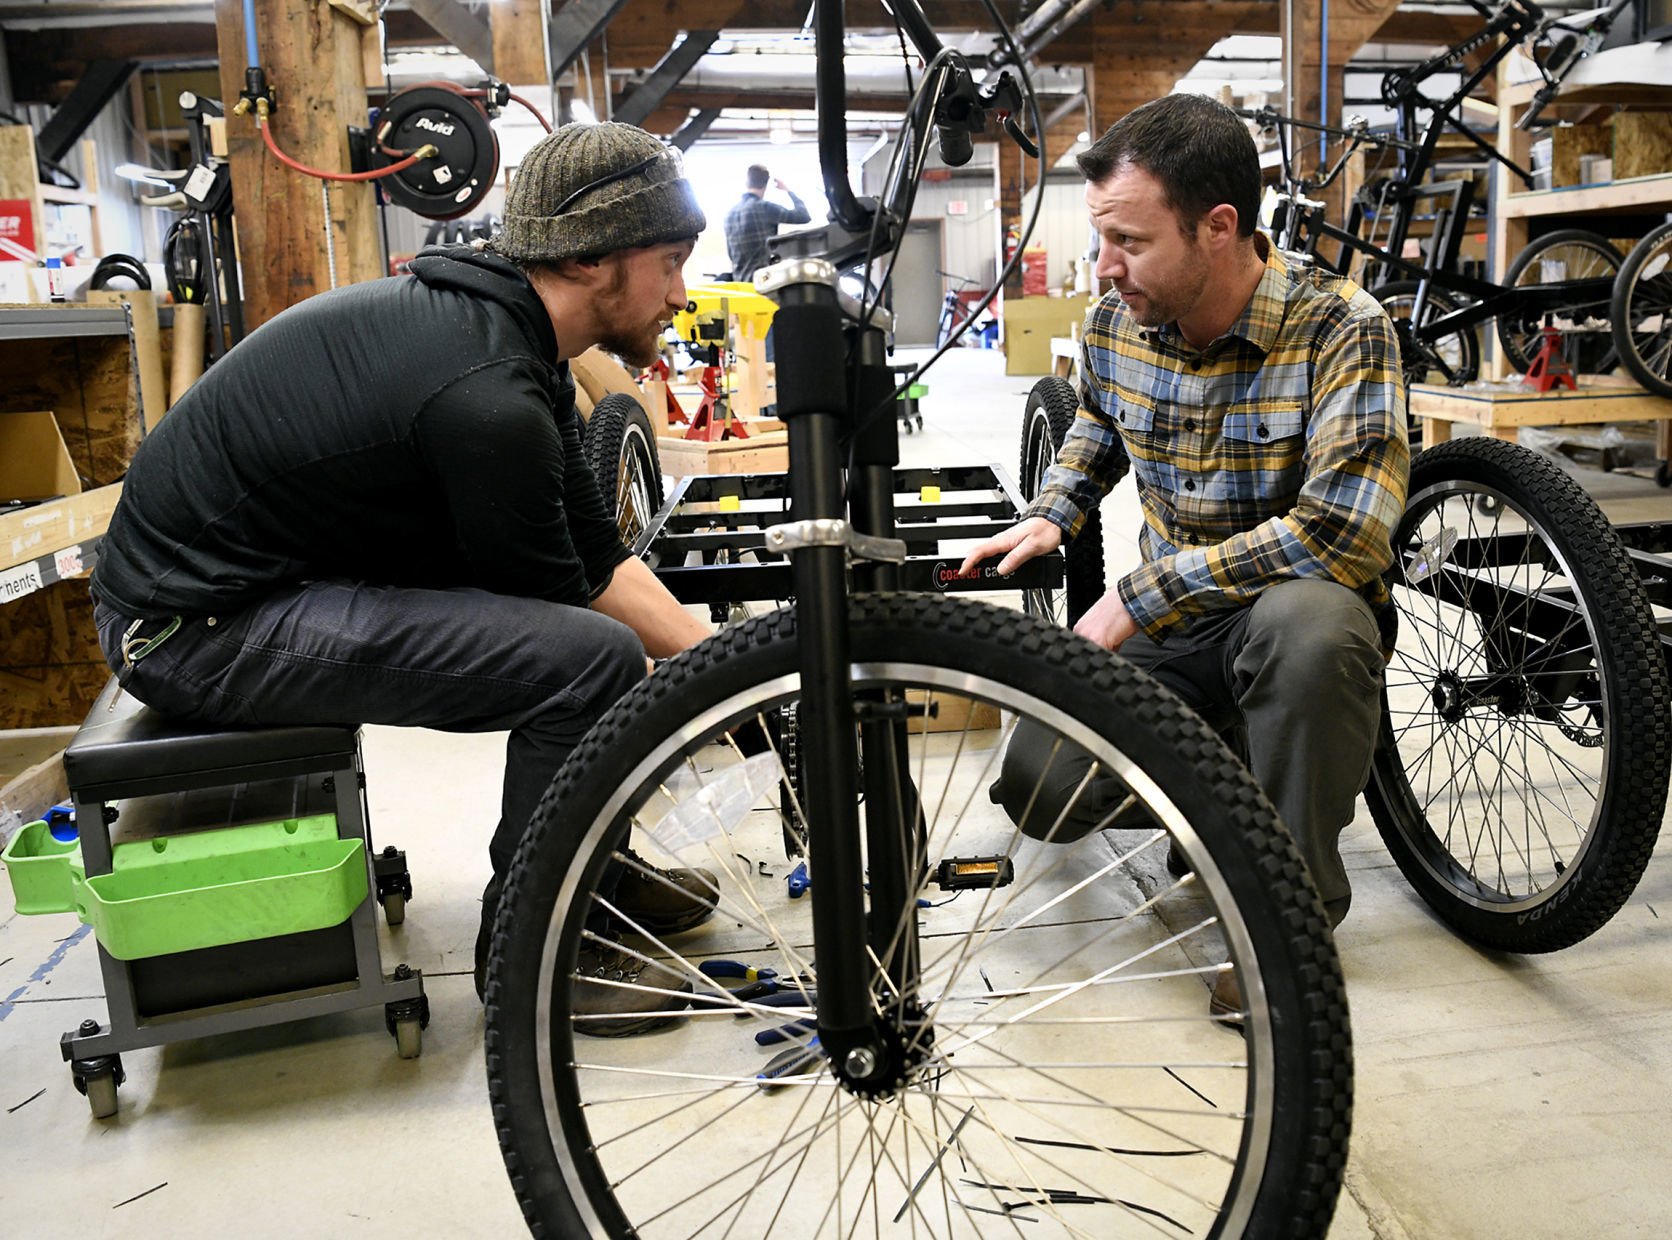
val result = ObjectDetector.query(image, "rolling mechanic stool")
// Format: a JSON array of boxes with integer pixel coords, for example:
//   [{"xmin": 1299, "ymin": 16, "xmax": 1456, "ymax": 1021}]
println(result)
[{"xmin": 56, "ymin": 677, "xmax": 427, "ymax": 1119}]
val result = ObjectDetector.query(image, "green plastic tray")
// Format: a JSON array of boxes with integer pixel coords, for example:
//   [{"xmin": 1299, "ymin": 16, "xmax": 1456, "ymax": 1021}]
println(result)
[
  {"xmin": 2, "ymin": 820, "xmax": 81, "ymax": 916},
  {"xmin": 68, "ymin": 814, "xmax": 367, "ymax": 960}
]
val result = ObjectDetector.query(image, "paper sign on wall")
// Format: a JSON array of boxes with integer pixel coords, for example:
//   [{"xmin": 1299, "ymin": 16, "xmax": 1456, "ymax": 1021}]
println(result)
[{"xmin": 0, "ymin": 199, "xmax": 36, "ymax": 261}]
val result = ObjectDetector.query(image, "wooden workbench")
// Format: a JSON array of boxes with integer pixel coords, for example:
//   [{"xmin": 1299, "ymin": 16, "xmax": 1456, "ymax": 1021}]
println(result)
[{"xmin": 1409, "ymin": 378, "xmax": 1672, "ymax": 467}]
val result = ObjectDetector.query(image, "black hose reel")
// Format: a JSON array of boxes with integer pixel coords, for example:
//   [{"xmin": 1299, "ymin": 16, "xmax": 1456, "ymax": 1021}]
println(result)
[{"xmin": 371, "ymin": 82, "xmax": 500, "ymax": 219}]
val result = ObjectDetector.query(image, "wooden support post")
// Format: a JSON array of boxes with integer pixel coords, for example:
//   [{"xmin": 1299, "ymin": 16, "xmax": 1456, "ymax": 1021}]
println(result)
[
  {"xmin": 492, "ymin": 0, "xmax": 552, "ymax": 88},
  {"xmin": 214, "ymin": 0, "xmax": 384, "ymax": 330}
]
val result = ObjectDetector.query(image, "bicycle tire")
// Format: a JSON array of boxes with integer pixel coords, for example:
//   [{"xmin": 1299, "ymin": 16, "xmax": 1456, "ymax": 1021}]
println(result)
[
  {"xmin": 1365, "ymin": 437, "xmax": 1670, "ymax": 951},
  {"xmin": 1372, "ymin": 279, "xmax": 1481, "ymax": 390},
  {"xmin": 486, "ymin": 594, "xmax": 1351, "ymax": 1240},
  {"xmin": 1496, "ymin": 229, "xmax": 1623, "ymax": 376},
  {"xmin": 1018, "ymin": 377, "xmax": 1106, "ymax": 627},
  {"xmin": 1610, "ymin": 220, "xmax": 1672, "ymax": 400},
  {"xmin": 584, "ymin": 392, "xmax": 664, "ymax": 547}
]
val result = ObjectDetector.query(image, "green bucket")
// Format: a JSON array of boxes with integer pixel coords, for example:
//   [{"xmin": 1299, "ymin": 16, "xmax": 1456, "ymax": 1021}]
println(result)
[
  {"xmin": 2, "ymin": 820, "xmax": 81, "ymax": 916},
  {"xmin": 68, "ymin": 813, "xmax": 367, "ymax": 960}
]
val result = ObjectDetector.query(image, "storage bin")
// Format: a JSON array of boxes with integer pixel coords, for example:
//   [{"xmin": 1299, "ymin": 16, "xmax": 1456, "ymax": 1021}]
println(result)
[
  {"xmin": 2, "ymin": 818, "xmax": 81, "ymax": 915},
  {"xmin": 67, "ymin": 813, "xmax": 367, "ymax": 960}
]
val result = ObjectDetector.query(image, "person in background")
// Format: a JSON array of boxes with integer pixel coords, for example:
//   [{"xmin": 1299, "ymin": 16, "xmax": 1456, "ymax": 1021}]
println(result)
[{"xmin": 723, "ymin": 164, "xmax": 811, "ymax": 284}]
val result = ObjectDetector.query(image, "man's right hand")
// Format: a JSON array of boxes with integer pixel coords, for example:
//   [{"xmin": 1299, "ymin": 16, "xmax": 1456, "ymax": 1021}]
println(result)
[
  {"xmin": 958, "ymin": 516, "xmax": 1062, "ymax": 579},
  {"xmin": 773, "ymin": 177, "xmax": 789, "ymax": 191}
]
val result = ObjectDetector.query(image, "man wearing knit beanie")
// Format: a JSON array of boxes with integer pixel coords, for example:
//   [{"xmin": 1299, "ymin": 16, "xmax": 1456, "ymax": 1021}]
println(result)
[{"xmin": 93, "ymin": 121, "xmax": 718, "ymax": 1037}]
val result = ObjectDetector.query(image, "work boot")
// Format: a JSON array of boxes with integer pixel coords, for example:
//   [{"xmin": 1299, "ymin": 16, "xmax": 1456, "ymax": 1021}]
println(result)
[
  {"xmin": 614, "ymin": 848, "xmax": 719, "ymax": 935},
  {"xmin": 572, "ymin": 936, "xmax": 694, "ymax": 1037}
]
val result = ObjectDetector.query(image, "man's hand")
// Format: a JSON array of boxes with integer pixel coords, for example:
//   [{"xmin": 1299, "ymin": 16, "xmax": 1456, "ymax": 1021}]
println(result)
[
  {"xmin": 1073, "ymin": 590, "xmax": 1139, "ymax": 652},
  {"xmin": 773, "ymin": 177, "xmax": 789, "ymax": 191},
  {"xmin": 958, "ymin": 516, "xmax": 1062, "ymax": 579}
]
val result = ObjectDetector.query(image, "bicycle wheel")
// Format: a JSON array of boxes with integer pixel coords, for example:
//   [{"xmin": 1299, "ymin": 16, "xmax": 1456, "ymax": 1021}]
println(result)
[
  {"xmin": 1611, "ymin": 220, "xmax": 1672, "ymax": 400},
  {"xmin": 584, "ymin": 392, "xmax": 664, "ymax": 547},
  {"xmin": 1018, "ymin": 377, "xmax": 1106, "ymax": 627},
  {"xmin": 1366, "ymin": 437, "xmax": 1670, "ymax": 951},
  {"xmin": 1496, "ymin": 229, "xmax": 1623, "ymax": 376},
  {"xmin": 486, "ymin": 594, "xmax": 1351, "ymax": 1239},
  {"xmin": 1372, "ymin": 280, "xmax": 1480, "ymax": 388}
]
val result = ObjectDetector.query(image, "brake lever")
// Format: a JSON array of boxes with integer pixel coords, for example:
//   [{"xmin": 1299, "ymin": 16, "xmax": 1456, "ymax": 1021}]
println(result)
[{"xmin": 1001, "ymin": 113, "xmax": 1039, "ymax": 158}]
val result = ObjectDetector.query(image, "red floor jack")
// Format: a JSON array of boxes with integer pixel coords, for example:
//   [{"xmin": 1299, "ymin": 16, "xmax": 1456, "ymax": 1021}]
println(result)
[
  {"xmin": 684, "ymin": 345, "xmax": 750, "ymax": 442},
  {"xmin": 1524, "ymin": 319, "xmax": 1578, "ymax": 393}
]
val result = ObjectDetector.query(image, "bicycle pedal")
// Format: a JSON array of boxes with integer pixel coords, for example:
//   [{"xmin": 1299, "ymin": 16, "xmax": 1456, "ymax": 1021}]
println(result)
[{"xmin": 934, "ymin": 855, "xmax": 1015, "ymax": 891}]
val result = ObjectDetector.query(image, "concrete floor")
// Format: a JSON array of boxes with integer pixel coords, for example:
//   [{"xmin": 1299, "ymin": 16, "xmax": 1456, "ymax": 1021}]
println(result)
[{"xmin": 2, "ymin": 346, "xmax": 1670, "ymax": 1237}]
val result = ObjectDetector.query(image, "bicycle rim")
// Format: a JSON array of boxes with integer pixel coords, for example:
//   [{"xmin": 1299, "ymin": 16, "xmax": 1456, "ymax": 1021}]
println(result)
[{"xmin": 487, "ymin": 596, "xmax": 1350, "ymax": 1239}]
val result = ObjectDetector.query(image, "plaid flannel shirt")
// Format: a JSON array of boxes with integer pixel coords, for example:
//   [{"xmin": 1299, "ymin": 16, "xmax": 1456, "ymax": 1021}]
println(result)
[
  {"xmin": 1028, "ymin": 239, "xmax": 1409, "ymax": 640},
  {"xmin": 723, "ymin": 192, "xmax": 811, "ymax": 282}
]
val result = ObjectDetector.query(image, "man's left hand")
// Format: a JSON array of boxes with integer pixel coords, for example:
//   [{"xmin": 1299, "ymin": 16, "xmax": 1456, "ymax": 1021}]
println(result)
[{"xmin": 1074, "ymin": 590, "xmax": 1139, "ymax": 652}]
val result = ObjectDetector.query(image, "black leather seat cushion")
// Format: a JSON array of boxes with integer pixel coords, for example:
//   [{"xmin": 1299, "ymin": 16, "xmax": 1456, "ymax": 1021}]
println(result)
[{"xmin": 65, "ymin": 678, "xmax": 358, "ymax": 801}]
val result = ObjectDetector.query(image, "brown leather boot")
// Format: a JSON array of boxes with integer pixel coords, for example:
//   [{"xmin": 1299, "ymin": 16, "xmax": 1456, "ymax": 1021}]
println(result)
[
  {"xmin": 615, "ymin": 848, "xmax": 719, "ymax": 935},
  {"xmin": 572, "ymin": 936, "xmax": 694, "ymax": 1037}
]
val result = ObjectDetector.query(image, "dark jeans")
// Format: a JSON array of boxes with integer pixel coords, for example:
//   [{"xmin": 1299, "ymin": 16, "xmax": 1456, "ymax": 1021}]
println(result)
[
  {"xmin": 995, "ymin": 579, "xmax": 1385, "ymax": 926},
  {"xmin": 94, "ymin": 581, "xmax": 646, "ymax": 879}
]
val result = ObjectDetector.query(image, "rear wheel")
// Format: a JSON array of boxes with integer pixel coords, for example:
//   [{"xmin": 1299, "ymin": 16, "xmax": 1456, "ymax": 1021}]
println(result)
[
  {"xmin": 584, "ymin": 392, "xmax": 665, "ymax": 549},
  {"xmin": 486, "ymin": 595, "xmax": 1352, "ymax": 1239},
  {"xmin": 1018, "ymin": 377, "xmax": 1105, "ymax": 626},
  {"xmin": 1496, "ymin": 230, "xmax": 1623, "ymax": 376},
  {"xmin": 1366, "ymin": 437, "xmax": 1670, "ymax": 950},
  {"xmin": 1611, "ymin": 220, "xmax": 1672, "ymax": 400}
]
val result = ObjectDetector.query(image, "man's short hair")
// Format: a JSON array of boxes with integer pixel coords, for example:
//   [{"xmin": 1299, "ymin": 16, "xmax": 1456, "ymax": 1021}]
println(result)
[
  {"xmin": 1076, "ymin": 94, "xmax": 1260, "ymax": 239},
  {"xmin": 745, "ymin": 164, "xmax": 770, "ymax": 190}
]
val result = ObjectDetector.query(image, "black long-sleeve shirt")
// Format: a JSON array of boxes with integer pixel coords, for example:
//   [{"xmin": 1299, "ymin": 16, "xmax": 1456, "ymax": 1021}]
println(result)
[{"xmin": 94, "ymin": 246, "xmax": 631, "ymax": 620}]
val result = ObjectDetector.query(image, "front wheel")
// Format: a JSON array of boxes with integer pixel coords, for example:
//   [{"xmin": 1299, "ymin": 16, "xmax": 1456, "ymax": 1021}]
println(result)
[
  {"xmin": 1366, "ymin": 438, "xmax": 1670, "ymax": 951},
  {"xmin": 486, "ymin": 594, "xmax": 1351, "ymax": 1239},
  {"xmin": 1373, "ymin": 279, "xmax": 1481, "ymax": 390}
]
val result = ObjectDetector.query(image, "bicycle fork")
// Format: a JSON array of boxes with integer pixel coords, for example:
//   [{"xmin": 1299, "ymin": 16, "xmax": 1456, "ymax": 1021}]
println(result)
[{"xmin": 759, "ymin": 258, "xmax": 930, "ymax": 1096}]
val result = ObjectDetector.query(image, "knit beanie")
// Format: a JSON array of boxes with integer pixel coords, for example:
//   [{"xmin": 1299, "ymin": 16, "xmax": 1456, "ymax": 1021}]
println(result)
[{"xmin": 491, "ymin": 122, "xmax": 706, "ymax": 262}]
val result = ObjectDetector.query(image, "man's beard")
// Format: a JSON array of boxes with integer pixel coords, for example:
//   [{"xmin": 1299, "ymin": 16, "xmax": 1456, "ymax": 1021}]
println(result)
[
  {"xmin": 595, "ymin": 266, "xmax": 667, "ymax": 368},
  {"xmin": 597, "ymin": 318, "xmax": 666, "ymax": 369}
]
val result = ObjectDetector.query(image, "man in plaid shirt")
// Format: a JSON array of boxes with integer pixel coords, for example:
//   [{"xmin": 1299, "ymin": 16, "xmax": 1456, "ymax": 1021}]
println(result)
[
  {"xmin": 961, "ymin": 94, "xmax": 1409, "ymax": 1019},
  {"xmin": 724, "ymin": 164, "xmax": 811, "ymax": 283}
]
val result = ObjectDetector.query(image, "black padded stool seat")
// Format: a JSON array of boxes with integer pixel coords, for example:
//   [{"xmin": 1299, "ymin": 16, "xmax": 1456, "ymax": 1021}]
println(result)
[{"xmin": 66, "ymin": 677, "xmax": 359, "ymax": 803}]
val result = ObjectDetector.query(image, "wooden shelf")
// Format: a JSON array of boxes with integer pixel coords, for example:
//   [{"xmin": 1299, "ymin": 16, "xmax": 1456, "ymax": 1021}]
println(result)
[
  {"xmin": 1501, "ymin": 171, "xmax": 1672, "ymax": 218},
  {"xmin": 0, "ymin": 483, "xmax": 122, "ymax": 599}
]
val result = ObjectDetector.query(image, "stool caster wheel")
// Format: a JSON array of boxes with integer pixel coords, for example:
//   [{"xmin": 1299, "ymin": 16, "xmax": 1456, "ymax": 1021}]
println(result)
[
  {"xmin": 1474, "ymin": 492, "xmax": 1502, "ymax": 516},
  {"xmin": 1656, "ymin": 459, "xmax": 1672, "ymax": 489},
  {"xmin": 374, "ymin": 845, "xmax": 412, "ymax": 925},
  {"xmin": 385, "ymin": 991, "xmax": 430, "ymax": 1060},
  {"xmin": 71, "ymin": 1052, "xmax": 125, "ymax": 1120}
]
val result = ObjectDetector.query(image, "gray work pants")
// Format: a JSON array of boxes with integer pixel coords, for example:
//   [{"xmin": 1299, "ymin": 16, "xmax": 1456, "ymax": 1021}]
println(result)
[
  {"xmin": 996, "ymin": 578, "xmax": 1385, "ymax": 926},
  {"xmin": 94, "ymin": 581, "xmax": 647, "ymax": 880}
]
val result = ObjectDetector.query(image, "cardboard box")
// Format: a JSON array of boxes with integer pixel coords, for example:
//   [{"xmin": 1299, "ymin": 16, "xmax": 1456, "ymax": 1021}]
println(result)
[
  {"xmin": 0, "ymin": 410, "xmax": 80, "ymax": 502},
  {"xmin": 1552, "ymin": 121, "xmax": 1611, "ymax": 188},
  {"xmin": 1613, "ymin": 112, "xmax": 1672, "ymax": 181},
  {"xmin": 1002, "ymin": 294, "xmax": 1090, "ymax": 377}
]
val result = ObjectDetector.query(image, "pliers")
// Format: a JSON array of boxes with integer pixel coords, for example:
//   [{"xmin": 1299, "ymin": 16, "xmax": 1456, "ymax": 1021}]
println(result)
[
  {"xmin": 757, "ymin": 1035, "xmax": 823, "ymax": 1089},
  {"xmin": 697, "ymin": 960, "xmax": 814, "ymax": 1005}
]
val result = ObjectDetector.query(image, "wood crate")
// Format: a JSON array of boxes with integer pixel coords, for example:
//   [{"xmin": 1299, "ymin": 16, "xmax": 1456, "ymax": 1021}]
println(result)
[
  {"xmin": 657, "ymin": 431, "xmax": 789, "ymax": 478},
  {"xmin": 906, "ymin": 691, "xmax": 1002, "ymax": 734}
]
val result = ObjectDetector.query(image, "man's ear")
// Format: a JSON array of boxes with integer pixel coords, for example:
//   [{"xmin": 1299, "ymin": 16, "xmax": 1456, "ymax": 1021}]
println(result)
[
  {"xmin": 554, "ymin": 255, "xmax": 606, "ymax": 284},
  {"xmin": 1200, "ymin": 203, "xmax": 1241, "ymax": 249}
]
